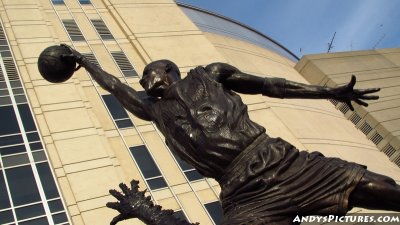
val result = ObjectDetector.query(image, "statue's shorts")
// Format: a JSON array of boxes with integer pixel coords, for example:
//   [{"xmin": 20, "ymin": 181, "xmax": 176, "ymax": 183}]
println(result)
[{"xmin": 218, "ymin": 133, "xmax": 366, "ymax": 225}]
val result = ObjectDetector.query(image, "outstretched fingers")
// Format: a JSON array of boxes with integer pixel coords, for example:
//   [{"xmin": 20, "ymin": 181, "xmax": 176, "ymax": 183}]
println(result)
[
  {"xmin": 347, "ymin": 75, "xmax": 357, "ymax": 89},
  {"xmin": 346, "ymin": 101, "xmax": 355, "ymax": 111},
  {"xmin": 109, "ymin": 189, "xmax": 125, "ymax": 201},
  {"xmin": 119, "ymin": 183, "xmax": 131, "ymax": 196},
  {"xmin": 359, "ymin": 95, "xmax": 379, "ymax": 100},
  {"xmin": 110, "ymin": 214, "xmax": 125, "ymax": 225},
  {"xmin": 106, "ymin": 202, "xmax": 121, "ymax": 211},
  {"xmin": 355, "ymin": 99, "xmax": 368, "ymax": 107},
  {"xmin": 356, "ymin": 88, "xmax": 381, "ymax": 95}
]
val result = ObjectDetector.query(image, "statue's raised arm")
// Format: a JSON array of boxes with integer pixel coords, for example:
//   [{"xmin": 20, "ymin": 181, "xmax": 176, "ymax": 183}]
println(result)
[
  {"xmin": 205, "ymin": 62, "xmax": 380, "ymax": 110},
  {"xmin": 60, "ymin": 44, "xmax": 155, "ymax": 121}
]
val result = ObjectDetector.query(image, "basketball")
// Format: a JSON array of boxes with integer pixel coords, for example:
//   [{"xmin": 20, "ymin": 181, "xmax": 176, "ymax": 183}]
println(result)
[{"xmin": 38, "ymin": 45, "xmax": 76, "ymax": 83}]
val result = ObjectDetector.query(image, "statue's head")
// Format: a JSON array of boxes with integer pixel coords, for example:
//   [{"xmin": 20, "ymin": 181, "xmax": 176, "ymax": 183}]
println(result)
[{"xmin": 140, "ymin": 59, "xmax": 181, "ymax": 97}]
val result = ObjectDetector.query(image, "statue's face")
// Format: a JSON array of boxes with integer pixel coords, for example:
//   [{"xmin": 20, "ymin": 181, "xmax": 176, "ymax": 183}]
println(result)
[{"xmin": 140, "ymin": 60, "xmax": 180, "ymax": 97}]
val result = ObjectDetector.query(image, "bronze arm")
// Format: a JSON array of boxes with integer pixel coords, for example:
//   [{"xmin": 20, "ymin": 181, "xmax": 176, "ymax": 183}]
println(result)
[
  {"xmin": 205, "ymin": 63, "xmax": 380, "ymax": 110},
  {"xmin": 61, "ymin": 44, "xmax": 155, "ymax": 121}
]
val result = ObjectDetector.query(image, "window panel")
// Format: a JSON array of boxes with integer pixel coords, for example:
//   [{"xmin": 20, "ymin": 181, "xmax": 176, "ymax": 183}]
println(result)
[
  {"xmin": 36, "ymin": 163, "xmax": 59, "ymax": 199},
  {"xmin": 110, "ymin": 51, "xmax": 138, "ymax": 77},
  {"xmin": 81, "ymin": 53, "xmax": 100, "ymax": 67},
  {"xmin": 6, "ymin": 166, "xmax": 41, "ymax": 206},
  {"xmin": 102, "ymin": 95, "xmax": 129, "ymax": 120},
  {"xmin": 19, "ymin": 217, "xmax": 49, "ymax": 225},
  {"xmin": 129, "ymin": 145, "xmax": 161, "ymax": 178},
  {"xmin": 91, "ymin": 19, "xmax": 114, "ymax": 40},
  {"xmin": 48, "ymin": 199, "xmax": 64, "ymax": 213},
  {"xmin": 18, "ymin": 104, "xmax": 36, "ymax": 132},
  {"xmin": 2, "ymin": 153, "xmax": 29, "ymax": 167},
  {"xmin": 15, "ymin": 203, "xmax": 45, "ymax": 221},
  {"xmin": 1, "ymin": 51, "xmax": 11, "ymax": 57},
  {"xmin": 0, "ymin": 134, "xmax": 23, "ymax": 147},
  {"xmin": 185, "ymin": 170, "xmax": 203, "ymax": 182},
  {"xmin": 0, "ymin": 89, "xmax": 9, "ymax": 96},
  {"xmin": 15, "ymin": 95, "xmax": 27, "ymax": 104},
  {"xmin": 10, "ymin": 80, "xmax": 22, "ymax": 88},
  {"xmin": 32, "ymin": 151, "xmax": 47, "ymax": 162},
  {"xmin": 52, "ymin": 212, "xmax": 68, "ymax": 224},
  {"xmin": 173, "ymin": 210, "xmax": 189, "ymax": 222},
  {"xmin": 0, "ymin": 172, "xmax": 11, "ymax": 209},
  {"xmin": 0, "ymin": 82, "xmax": 7, "ymax": 88},
  {"xmin": 173, "ymin": 153, "xmax": 203, "ymax": 181},
  {"xmin": 173, "ymin": 153, "xmax": 193, "ymax": 171},
  {"xmin": 27, "ymin": 132, "xmax": 39, "ymax": 142},
  {"xmin": 12, "ymin": 88, "xmax": 24, "ymax": 95},
  {"xmin": 29, "ymin": 142, "xmax": 43, "ymax": 151},
  {"xmin": 52, "ymin": 0, "xmax": 64, "ymax": 4},
  {"xmin": 115, "ymin": 119, "xmax": 133, "ymax": 129},
  {"xmin": 0, "ymin": 96, "xmax": 12, "ymax": 105},
  {"xmin": 146, "ymin": 177, "xmax": 167, "ymax": 190},
  {"xmin": 204, "ymin": 201, "xmax": 223, "ymax": 225},
  {"xmin": 0, "ymin": 210, "xmax": 14, "ymax": 224},
  {"xmin": 79, "ymin": 0, "xmax": 91, "ymax": 4},
  {"xmin": 3, "ymin": 58, "xmax": 18, "ymax": 81},
  {"xmin": 0, "ymin": 144, "xmax": 26, "ymax": 156},
  {"xmin": 0, "ymin": 106, "xmax": 20, "ymax": 135},
  {"xmin": 62, "ymin": 20, "xmax": 85, "ymax": 42}
]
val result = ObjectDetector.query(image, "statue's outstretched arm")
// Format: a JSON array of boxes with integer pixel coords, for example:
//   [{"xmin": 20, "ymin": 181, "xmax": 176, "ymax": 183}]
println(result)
[
  {"xmin": 61, "ymin": 44, "xmax": 154, "ymax": 121},
  {"xmin": 107, "ymin": 180, "xmax": 199, "ymax": 225},
  {"xmin": 205, "ymin": 63, "xmax": 380, "ymax": 110}
]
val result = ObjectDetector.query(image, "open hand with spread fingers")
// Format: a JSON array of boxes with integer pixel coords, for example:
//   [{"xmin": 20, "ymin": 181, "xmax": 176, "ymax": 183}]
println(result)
[
  {"xmin": 107, "ymin": 180, "xmax": 197, "ymax": 225},
  {"xmin": 331, "ymin": 75, "xmax": 380, "ymax": 111}
]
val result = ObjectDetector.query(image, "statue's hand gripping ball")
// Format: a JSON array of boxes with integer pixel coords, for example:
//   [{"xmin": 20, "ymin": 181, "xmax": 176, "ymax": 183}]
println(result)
[{"xmin": 37, "ymin": 45, "xmax": 77, "ymax": 83}]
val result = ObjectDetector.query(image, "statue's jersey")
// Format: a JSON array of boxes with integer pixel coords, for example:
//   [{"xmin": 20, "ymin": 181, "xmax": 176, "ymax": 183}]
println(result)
[{"xmin": 151, "ymin": 67, "xmax": 265, "ymax": 179}]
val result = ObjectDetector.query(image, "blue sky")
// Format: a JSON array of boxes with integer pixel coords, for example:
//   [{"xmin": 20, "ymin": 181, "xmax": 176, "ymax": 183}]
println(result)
[{"xmin": 178, "ymin": 0, "xmax": 400, "ymax": 58}]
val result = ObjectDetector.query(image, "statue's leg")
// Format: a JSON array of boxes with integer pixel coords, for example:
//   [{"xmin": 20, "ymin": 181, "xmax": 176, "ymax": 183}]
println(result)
[{"xmin": 349, "ymin": 170, "xmax": 400, "ymax": 211}]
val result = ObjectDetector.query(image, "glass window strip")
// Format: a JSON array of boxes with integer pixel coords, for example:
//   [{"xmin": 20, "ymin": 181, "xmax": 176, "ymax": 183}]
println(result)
[
  {"xmin": 51, "ymin": 0, "xmax": 64, "ymax": 4},
  {"xmin": 110, "ymin": 51, "xmax": 138, "ymax": 77},
  {"xmin": 55, "ymin": 2, "xmax": 178, "ymax": 210},
  {"xmin": 91, "ymin": 19, "xmax": 114, "ymax": 40},
  {"xmin": 0, "ymin": 21, "xmax": 68, "ymax": 224},
  {"xmin": 62, "ymin": 19, "xmax": 85, "ymax": 41},
  {"xmin": 204, "ymin": 201, "xmax": 223, "ymax": 225},
  {"xmin": 79, "ymin": 0, "xmax": 91, "ymax": 4},
  {"xmin": 129, "ymin": 145, "xmax": 167, "ymax": 190},
  {"xmin": 81, "ymin": 53, "xmax": 100, "ymax": 68}
]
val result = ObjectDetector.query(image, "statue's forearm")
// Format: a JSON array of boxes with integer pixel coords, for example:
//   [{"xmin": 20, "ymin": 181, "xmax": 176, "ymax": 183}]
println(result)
[
  {"xmin": 80, "ymin": 58, "xmax": 122, "ymax": 93},
  {"xmin": 262, "ymin": 78, "xmax": 335, "ymax": 99},
  {"xmin": 282, "ymin": 80, "xmax": 335, "ymax": 99}
]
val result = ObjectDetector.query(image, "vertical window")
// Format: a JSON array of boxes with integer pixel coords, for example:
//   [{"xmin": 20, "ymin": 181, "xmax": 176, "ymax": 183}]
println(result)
[
  {"xmin": 102, "ymin": 95, "xmax": 133, "ymax": 129},
  {"xmin": 0, "ymin": 106, "xmax": 20, "ymax": 135},
  {"xmin": 0, "ymin": 172, "xmax": 11, "ymax": 210},
  {"xmin": 0, "ymin": 21, "xmax": 69, "ymax": 224},
  {"xmin": 204, "ymin": 201, "xmax": 223, "ymax": 225},
  {"xmin": 91, "ymin": 19, "xmax": 114, "ymax": 40},
  {"xmin": 62, "ymin": 19, "xmax": 85, "ymax": 41},
  {"xmin": 173, "ymin": 153, "xmax": 203, "ymax": 182},
  {"xmin": 173, "ymin": 210, "xmax": 189, "ymax": 222},
  {"xmin": 129, "ymin": 145, "xmax": 167, "ymax": 190},
  {"xmin": 82, "ymin": 53, "xmax": 100, "ymax": 68},
  {"xmin": 51, "ymin": 0, "xmax": 64, "ymax": 4},
  {"xmin": 111, "ymin": 51, "xmax": 138, "ymax": 77},
  {"xmin": 6, "ymin": 166, "xmax": 41, "ymax": 206},
  {"xmin": 79, "ymin": 0, "xmax": 91, "ymax": 4}
]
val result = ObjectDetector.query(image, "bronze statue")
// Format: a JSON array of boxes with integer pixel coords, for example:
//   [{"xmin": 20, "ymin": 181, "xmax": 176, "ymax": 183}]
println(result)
[{"xmin": 41, "ymin": 45, "xmax": 400, "ymax": 225}]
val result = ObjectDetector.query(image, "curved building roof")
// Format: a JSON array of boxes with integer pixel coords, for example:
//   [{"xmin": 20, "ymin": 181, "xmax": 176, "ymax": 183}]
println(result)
[{"xmin": 177, "ymin": 2, "xmax": 299, "ymax": 62}]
